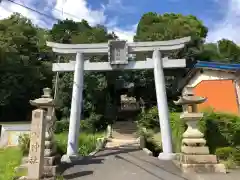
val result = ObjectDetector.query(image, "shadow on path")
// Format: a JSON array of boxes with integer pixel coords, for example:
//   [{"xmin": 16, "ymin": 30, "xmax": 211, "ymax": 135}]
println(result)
[
  {"xmin": 58, "ymin": 145, "xmax": 190, "ymax": 180},
  {"xmin": 128, "ymin": 154, "xmax": 188, "ymax": 179},
  {"xmin": 58, "ymin": 157, "xmax": 104, "ymax": 178},
  {"xmin": 63, "ymin": 170, "xmax": 93, "ymax": 179},
  {"xmin": 116, "ymin": 155, "xmax": 165, "ymax": 180},
  {"xmin": 94, "ymin": 146, "xmax": 139, "ymax": 158}
]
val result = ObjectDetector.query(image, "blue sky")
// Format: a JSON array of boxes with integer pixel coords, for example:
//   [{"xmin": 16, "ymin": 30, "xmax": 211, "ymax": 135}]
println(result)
[{"xmin": 0, "ymin": 0, "xmax": 239, "ymax": 43}]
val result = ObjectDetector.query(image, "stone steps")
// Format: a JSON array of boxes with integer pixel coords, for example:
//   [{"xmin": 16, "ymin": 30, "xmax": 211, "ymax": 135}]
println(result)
[
  {"xmin": 107, "ymin": 121, "xmax": 139, "ymax": 148},
  {"xmin": 106, "ymin": 138, "xmax": 140, "ymax": 148},
  {"xmin": 112, "ymin": 121, "xmax": 138, "ymax": 138}
]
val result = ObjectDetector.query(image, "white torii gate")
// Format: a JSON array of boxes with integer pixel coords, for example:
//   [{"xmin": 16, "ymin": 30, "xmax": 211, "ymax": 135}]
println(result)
[{"xmin": 47, "ymin": 37, "xmax": 191, "ymax": 162}]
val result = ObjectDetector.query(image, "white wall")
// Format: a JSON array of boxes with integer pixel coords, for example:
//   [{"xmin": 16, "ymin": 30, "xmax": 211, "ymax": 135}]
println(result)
[
  {"xmin": 0, "ymin": 123, "xmax": 31, "ymax": 147},
  {"xmin": 187, "ymin": 69, "xmax": 235, "ymax": 87}
]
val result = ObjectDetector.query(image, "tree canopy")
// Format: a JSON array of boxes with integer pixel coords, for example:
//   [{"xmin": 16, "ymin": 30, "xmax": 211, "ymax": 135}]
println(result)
[{"xmin": 0, "ymin": 12, "xmax": 239, "ymax": 123}]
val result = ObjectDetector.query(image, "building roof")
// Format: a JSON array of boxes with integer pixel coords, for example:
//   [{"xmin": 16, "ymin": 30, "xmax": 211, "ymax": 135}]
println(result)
[
  {"xmin": 195, "ymin": 61, "xmax": 240, "ymax": 71},
  {"xmin": 177, "ymin": 61, "xmax": 240, "ymax": 93}
]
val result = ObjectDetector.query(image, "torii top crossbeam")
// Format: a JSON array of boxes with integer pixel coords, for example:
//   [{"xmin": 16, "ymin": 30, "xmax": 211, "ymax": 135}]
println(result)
[
  {"xmin": 47, "ymin": 37, "xmax": 191, "ymax": 72},
  {"xmin": 47, "ymin": 37, "xmax": 190, "ymax": 54}
]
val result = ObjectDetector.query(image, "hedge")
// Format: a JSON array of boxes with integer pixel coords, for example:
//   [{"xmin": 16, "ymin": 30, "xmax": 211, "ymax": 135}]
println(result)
[
  {"xmin": 18, "ymin": 132, "xmax": 103, "ymax": 156},
  {"xmin": 200, "ymin": 110, "xmax": 240, "ymax": 153},
  {"xmin": 54, "ymin": 113, "xmax": 106, "ymax": 134},
  {"xmin": 137, "ymin": 106, "xmax": 185, "ymax": 153},
  {"xmin": 137, "ymin": 107, "xmax": 240, "ymax": 156}
]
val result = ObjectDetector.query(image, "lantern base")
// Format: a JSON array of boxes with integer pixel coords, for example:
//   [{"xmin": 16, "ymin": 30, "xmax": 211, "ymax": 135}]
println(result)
[{"xmin": 175, "ymin": 154, "xmax": 226, "ymax": 173}]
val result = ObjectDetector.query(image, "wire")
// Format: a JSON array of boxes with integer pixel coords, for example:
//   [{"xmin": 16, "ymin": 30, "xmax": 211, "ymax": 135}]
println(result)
[
  {"xmin": 4, "ymin": 0, "xmax": 60, "ymax": 21},
  {"xmin": 3, "ymin": 0, "xmax": 84, "ymax": 22}
]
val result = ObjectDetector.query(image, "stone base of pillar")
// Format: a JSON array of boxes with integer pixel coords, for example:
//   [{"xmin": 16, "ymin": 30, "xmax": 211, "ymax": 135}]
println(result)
[
  {"xmin": 61, "ymin": 154, "xmax": 83, "ymax": 163},
  {"xmin": 43, "ymin": 132, "xmax": 61, "ymax": 178},
  {"xmin": 43, "ymin": 165, "xmax": 58, "ymax": 177},
  {"xmin": 175, "ymin": 154, "xmax": 226, "ymax": 173},
  {"xmin": 158, "ymin": 152, "xmax": 176, "ymax": 160},
  {"xmin": 43, "ymin": 151, "xmax": 61, "ymax": 177}
]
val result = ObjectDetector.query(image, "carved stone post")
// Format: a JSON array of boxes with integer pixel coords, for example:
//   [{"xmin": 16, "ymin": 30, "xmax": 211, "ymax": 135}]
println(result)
[
  {"xmin": 27, "ymin": 108, "xmax": 46, "ymax": 179},
  {"xmin": 174, "ymin": 86, "xmax": 226, "ymax": 173},
  {"xmin": 29, "ymin": 88, "xmax": 59, "ymax": 179}
]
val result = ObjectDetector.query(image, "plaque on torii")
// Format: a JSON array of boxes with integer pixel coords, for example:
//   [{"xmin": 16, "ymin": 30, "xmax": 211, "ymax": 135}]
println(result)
[{"xmin": 108, "ymin": 40, "xmax": 128, "ymax": 65}]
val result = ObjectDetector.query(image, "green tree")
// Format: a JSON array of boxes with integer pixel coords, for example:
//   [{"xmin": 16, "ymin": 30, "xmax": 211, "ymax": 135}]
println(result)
[
  {"xmin": 0, "ymin": 13, "xmax": 52, "ymax": 121},
  {"xmin": 195, "ymin": 43, "xmax": 222, "ymax": 61},
  {"xmin": 128, "ymin": 12, "xmax": 208, "ymax": 105},
  {"xmin": 196, "ymin": 39, "xmax": 240, "ymax": 63},
  {"xmin": 49, "ymin": 19, "xmax": 117, "ymax": 121},
  {"xmin": 218, "ymin": 39, "xmax": 240, "ymax": 63}
]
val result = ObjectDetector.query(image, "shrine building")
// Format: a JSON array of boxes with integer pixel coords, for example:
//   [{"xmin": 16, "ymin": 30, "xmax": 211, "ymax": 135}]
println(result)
[{"xmin": 179, "ymin": 61, "xmax": 240, "ymax": 115}]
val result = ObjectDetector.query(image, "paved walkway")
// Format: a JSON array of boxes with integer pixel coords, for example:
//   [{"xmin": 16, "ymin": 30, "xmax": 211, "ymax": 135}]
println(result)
[{"xmin": 60, "ymin": 145, "xmax": 192, "ymax": 180}]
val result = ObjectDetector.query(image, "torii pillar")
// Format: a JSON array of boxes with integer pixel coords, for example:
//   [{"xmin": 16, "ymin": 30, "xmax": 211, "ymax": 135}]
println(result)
[{"xmin": 66, "ymin": 53, "xmax": 84, "ymax": 158}]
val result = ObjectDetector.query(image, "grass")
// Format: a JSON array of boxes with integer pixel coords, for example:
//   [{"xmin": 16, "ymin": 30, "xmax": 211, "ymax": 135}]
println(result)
[
  {"xmin": 0, "ymin": 121, "xmax": 30, "ymax": 125},
  {"xmin": 0, "ymin": 147, "xmax": 23, "ymax": 180},
  {"xmin": 55, "ymin": 132, "xmax": 104, "ymax": 156},
  {"xmin": 0, "ymin": 132, "xmax": 104, "ymax": 179}
]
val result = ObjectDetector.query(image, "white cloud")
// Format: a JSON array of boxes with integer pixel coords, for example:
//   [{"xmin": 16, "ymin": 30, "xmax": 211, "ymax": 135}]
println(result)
[
  {"xmin": 0, "ymin": 0, "xmax": 137, "ymax": 42},
  {"xmin": 207, "ymin": 0, "xmax": 240, "ymax": 43},
  {"xmin": 52, "ymin": 0, "xmax": 106, "ymax": 26},
  {"xmin": 109, "ymin": 24, "xmax": 137, "ymax": 42},
  {"xmin": 0, "ymin": 0, "xmax": 34, "ymax": 20},
  {"xmin": 102, "ymin": 0, "xmax": 135, "ymax": 13},
  {"xmin": 0, "ymin": 0, "xmax": 107, "ymax": 26},
  {"xmin": 0, "ymin": 0, "xmax": 55, "ymax": 27}
]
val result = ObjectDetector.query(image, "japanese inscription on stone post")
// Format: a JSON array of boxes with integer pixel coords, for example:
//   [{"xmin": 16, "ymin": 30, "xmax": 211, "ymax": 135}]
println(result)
[
  {"xmin": 108, "ymin": 40, "xmax": 128, "ymax": 65},
  {"xmin": 28, "ymin": 109, "xmax": 46, "ymax": 179}
]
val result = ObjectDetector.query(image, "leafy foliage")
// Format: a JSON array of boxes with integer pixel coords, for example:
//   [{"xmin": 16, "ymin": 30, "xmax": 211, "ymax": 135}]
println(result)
[
  {"xmin": 129, "ymin": 13, "xmax": 209, "ymax": 104},
  {"xmin": 134, "ymin": 12, "xmax": 208, "ymax": 59},
  {"xmin": 49, "ymin": 20, "xmax": 117, "ymax": 121},
  {"xmin": 215, "ymin": 147, "xmax": 236, "ymax": 160},
  {"xmin": 18, "ymin": 132, "xmax": 103, "ymax": 157},
  {"xmin": 197, "ymin": 39, "xmax": 240, "ymax": 63},
  {"xmin": 0, "ymin": 13, "xmax": 53, "ymax": 122},
  {"xmin": 54, "ymin": 119, "xmax": 69, "ymax": 134},
  {"xmin": 200, "ymin": 110, "xmax": 240, "ymax": 153},
  {"xmin": 18, "ymin": 134, "xmax": 30, "ymax": 155},
  {"xmin": 137, "ymin": 106, "xmax": 185, "ymax": 152},
  {"xmin": 137, "ymin": 107, "xmax": 240, "ymax": 155},
  {"xmin": 54, "ymin": 132, "xmax": 103, "ymax": 156}
]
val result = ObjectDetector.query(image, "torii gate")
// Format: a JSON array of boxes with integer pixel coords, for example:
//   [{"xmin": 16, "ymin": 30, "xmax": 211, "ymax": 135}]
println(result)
[{"xmin": 47, "ymin": 37, "xmax": 191, "ymax": 162}]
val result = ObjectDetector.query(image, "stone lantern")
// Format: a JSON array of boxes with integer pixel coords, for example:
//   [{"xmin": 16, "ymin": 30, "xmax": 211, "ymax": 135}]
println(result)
[{"xmin": 174, "ymin": 86, "xmax": 226, "ymax": 173}]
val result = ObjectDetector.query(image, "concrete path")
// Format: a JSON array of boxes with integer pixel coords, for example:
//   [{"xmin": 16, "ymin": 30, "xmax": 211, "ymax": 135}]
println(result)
[{"xmin": 60, "ymin": 145, "xmax": 191, "ymax": 180}]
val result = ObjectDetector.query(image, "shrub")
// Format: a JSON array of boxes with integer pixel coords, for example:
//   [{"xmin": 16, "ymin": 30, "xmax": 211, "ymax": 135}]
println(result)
[
  {"xmin": 54, "ymin": 119, "xmax": 69, "ymax": 134},
  {"xmin": 137, "ymin": 106, "xmax": 185, "ymax": 153},
  {"xmin": 18, "ymin": 131, "xmax": 103, "ymax": 157},
  {"xmin": 215, "ymin": 147, "xmax": 236, "ymax": 160},
  {"xmin": 139, "ymin": 128, "xmax": 162, "ymax": 157},
  {"xmin": 137, "ymin": 107, "xmax": 159, "ymax": 131},
  {"xmin": 234, "ymin": 146, "xmax": 240, "ymax": 164},
  {"xmin": 54, "ymin": 132, "xmax": 103, "ymax": 156},
  {"xmin": 18, "ymin": 134, "xmax": 30, "ymax": 155},
  {"xmin": 200, "ymin": 110, "xmax": 240, "ymax": 153},
  {"xmin": 54, "ymin": 112, "xmax": 105, "ymax": 134},
  {"xmin": 170, "ymin": 112, "xmax": 186, "ymax": 153},
  {"xmin": 82, "ymin": 113, "xmax": 105, "ymax": 132}
]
